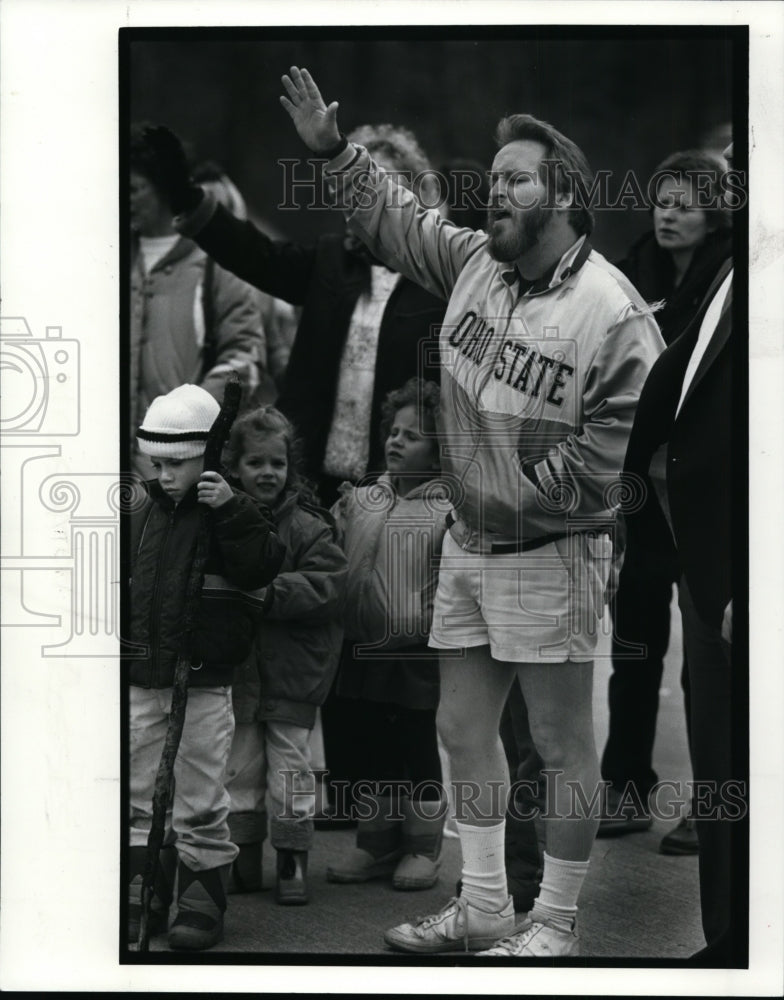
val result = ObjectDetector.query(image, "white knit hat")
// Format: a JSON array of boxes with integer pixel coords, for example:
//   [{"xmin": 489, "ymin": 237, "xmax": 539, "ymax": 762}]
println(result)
[{"xmin": 137, "ymin": 384, "xmax": 220, "ymax": 459}]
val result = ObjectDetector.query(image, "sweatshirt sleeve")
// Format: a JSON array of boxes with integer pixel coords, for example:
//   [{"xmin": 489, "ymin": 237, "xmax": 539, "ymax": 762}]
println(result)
[
  {"xmin": 210, "ymin": 492, "xmax": 285, "ymax": 589},
  {"xmin": 265, "ymin": 513, "xmax": 347, "ymax": 624},
  {"xmin": 519, "ymin": 306, "xmax": 665, "ymax": 535},
  {"xmin": 176, "ymin": 191, "xmax": 317, "ymax": 305},
  {"xmin": 324, "ymin": 143, "xmax": 486, "ymax": 301}
]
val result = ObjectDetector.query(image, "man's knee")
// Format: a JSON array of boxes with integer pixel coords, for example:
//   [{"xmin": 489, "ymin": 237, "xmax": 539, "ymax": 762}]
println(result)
[
  {"xmin": 526, "ymin": 717, "xmax": 565, "ymax": 768},
  {"xmin": 436, "ymin": 705, "xmax": 463, "ymax": 756},
  {"xmin": 528, "ymin": 712, "xmax": 596, "ymax": 772},
  {"xmin": 437, "ymin": 704, "xmax": 494, "ymax": 760}
]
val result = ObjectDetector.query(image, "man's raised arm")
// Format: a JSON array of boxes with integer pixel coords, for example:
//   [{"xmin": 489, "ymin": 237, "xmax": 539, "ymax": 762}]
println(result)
[{"xmin": 280, "ymin": 66, "xmax": 482, "ymax": 301}]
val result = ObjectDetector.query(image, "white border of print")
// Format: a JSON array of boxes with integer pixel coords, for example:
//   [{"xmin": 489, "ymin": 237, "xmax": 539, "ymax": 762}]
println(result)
[{"xmin": 1, "ymin": 0, "xmax": 782, "ymax": 995}]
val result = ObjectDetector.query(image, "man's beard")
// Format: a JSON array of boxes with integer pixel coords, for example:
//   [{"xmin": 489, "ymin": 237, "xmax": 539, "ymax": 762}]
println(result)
[{"xmin": 486, "ymin": 204, "xmax": 549, "ymax": 262}]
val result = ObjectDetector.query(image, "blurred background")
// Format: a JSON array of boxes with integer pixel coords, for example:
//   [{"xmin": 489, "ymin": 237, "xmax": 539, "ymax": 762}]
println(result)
[{"xmin": 127, "ymin": 30, "xmax": 738, "ymax": 261}]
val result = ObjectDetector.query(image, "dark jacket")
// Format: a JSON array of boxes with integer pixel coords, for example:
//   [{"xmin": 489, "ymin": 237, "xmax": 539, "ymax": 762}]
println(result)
[
  {"xmin": 616, "ymin": 228, "xmax": 733, "ymax": 346},
  {"xmin": 614, "ymin": 227, "xmax": 732, "ymax": 579},
  {"xmin": 176, "ymin": 194, "xmax": 446, "ymax": 483},
  {"xmin": 129, "ymin": 481, "xmax": 285, "ymax": 689},
  {"xmin": 232, "ymin": 490, "xmax": 347, "ymax": 729},
  {"xmin": 623, "ymin": 262, "xmax": 734, "ymax": 629}
]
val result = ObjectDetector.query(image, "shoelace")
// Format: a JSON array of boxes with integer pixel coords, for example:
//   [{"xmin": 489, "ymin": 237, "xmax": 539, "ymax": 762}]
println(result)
[
  {"xmin": 492, "ymin": 917, "xmax": 536, "ymax": 953},
  {"xmin": 410, "ymin": 896, "xmax": 471, "ymax": 951}
]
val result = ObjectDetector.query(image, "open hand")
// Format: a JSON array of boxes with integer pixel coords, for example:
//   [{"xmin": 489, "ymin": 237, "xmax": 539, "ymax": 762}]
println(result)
[
  {"xmin": 280, "ymin": 66, "xmax": 341, "ymax": 154},
  {"xmin": 198, "ymin": 471, "xmax": 233, "ymax": 509}
]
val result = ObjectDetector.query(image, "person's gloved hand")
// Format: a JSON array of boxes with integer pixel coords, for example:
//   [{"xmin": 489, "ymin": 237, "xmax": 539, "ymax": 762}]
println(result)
[{"xmin": 142, "ymin": 124, "xmax": 203, "ymax": 215}]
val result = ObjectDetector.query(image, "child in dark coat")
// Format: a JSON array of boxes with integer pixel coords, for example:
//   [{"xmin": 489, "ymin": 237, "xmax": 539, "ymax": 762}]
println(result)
[
  {"xmin": 128, "ymin": 384, "xmax": 284, "ymax": 951},
  {"xmin": 223, "ymin": 407, "xmax": 347, "ymax": 904}
]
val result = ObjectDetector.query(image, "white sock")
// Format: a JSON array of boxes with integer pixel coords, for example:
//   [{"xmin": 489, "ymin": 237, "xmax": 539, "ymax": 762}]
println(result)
[
  {"xmin": 456, "ymin": 820, "xmax": 509, "ymax": 913},
  {"xmin": 530, "ymin": 851, "xmax": 589, "ymax": 931}
]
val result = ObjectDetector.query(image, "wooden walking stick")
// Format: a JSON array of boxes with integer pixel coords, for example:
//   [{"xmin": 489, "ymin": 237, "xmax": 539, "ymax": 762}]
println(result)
[{"xmin": 136, "ymin": 375, "xmax": 242, "ymax": 951}]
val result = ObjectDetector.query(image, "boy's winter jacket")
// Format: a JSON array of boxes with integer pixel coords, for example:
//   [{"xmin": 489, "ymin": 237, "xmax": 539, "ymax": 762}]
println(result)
[
  {"xmin": 231, "ymin": 490, "xmax": 347, "ymax": 729},
  {"xmin": 128, "ymin": 480, "xmax": 284, "ymax": 689},
  {"xmin": 331, "ymin": 475, "xmax": 449, "ymax": 651}
]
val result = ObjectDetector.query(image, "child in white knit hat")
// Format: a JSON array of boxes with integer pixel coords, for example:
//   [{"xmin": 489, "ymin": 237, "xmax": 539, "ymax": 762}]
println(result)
[{"xmin": 128, "ymin": 383, "xmax": 284, "ymax": 952}]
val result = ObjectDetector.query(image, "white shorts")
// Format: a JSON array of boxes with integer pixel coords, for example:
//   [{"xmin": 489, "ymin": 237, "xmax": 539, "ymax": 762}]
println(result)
[{"xmin": 428, "ymin": 529, "xmax": 612, "ymax": 663}]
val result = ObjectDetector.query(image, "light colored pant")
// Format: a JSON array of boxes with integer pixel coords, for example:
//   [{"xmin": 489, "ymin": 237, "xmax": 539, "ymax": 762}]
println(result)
[
  {"xmin": 226, "ymin": 719, "xmax": 315, "ymax": 850},
  {"xmin": 130, "ymin": 685, "xmax": 239, "ymax": 871}
]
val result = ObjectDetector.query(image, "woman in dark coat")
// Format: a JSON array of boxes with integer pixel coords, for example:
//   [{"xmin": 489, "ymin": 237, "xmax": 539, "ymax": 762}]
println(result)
[
  {"xmin": 616, "ymin": 150, "xmax": 733, "ymax": 345},
  {"xmin": 599, "ymin": 150, "xmax": 733, "ymax": 852}
]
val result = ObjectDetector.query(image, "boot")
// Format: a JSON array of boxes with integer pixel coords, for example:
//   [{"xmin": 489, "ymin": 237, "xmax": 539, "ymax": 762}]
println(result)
[
  {"xmin": 168, "ymin": 860, "xmax": 229, "ymax": 951},
  {"xmin": 127, "ymin": 844, "xmax": 175, "ymax": 944},
  {"xmin": 227, "ymin": 842, "xmax": 263, "ymax": 894},
  {"xmin": 326, "ymin": 794, "xmax": 404, "ymax": 883},
  {"xmin": 275, "ymin": 850, "xmax": 309, "ymax": 905},
  {"xmin": 227, "ymin": 810, "xmax": 266, "ymax": 894},
  {"xmin": 393, "ymin": 797, "xmax": 445, "ymax": 891}
]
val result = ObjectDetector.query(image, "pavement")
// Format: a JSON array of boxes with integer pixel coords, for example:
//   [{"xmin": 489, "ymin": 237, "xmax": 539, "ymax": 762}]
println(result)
[{"xmin": 135, "ymin": 592, "xmax": 704, "ymax": 959}]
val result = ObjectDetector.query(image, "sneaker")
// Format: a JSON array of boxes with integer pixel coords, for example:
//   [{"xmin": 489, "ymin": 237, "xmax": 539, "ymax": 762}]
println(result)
[
  {"xmin": 392, "ymin": 852, "xmax": 440, "ymax": 891},
  {"xmin": 327, "ymin": 846, "xmax": 403, "ymax": 883},
  {"xmin": 659, "ymin": 815, "xmax": 699, "ymax": 855},
  {"xmin": 477, "ymin": 915, "xmax": 580, "ymax": 957},
  {"xmin": 383, "ymin": 895, "xmax": 514, "ymax": 954},
  {"xmin": 596, "ymin": 785, "xmax": 652, "ymax": 837}
]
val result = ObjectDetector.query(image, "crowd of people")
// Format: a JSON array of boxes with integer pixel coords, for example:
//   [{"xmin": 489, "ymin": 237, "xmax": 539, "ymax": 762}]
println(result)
[{"xmin": 126, "ymin": 65, "xmax": 741, "ymax": 964}]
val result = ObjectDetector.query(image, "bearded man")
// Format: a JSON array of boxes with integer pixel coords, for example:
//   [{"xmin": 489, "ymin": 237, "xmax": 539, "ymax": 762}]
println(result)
[{"xmin": 281, "ymin": 67, "xmax": 664, "ymax": 957}]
